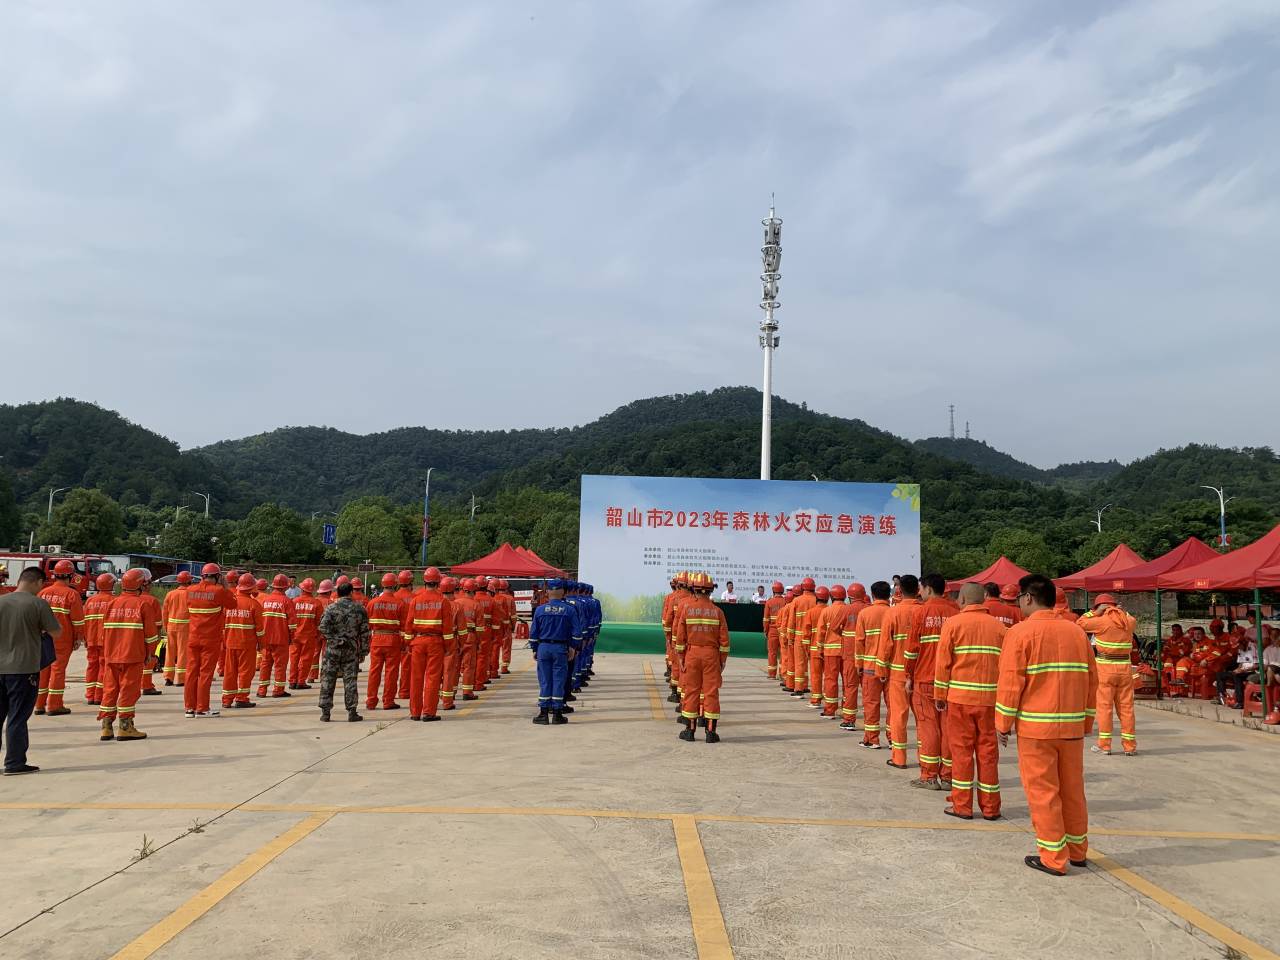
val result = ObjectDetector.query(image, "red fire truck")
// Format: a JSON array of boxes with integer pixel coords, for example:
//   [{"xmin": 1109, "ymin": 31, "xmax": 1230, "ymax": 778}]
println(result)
[{"xmin": 0, "ymin": 552, "xmax": 118, "ymax": 596}]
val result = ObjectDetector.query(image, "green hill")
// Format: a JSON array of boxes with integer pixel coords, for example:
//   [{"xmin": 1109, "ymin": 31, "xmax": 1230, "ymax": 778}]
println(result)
[{"xmin": 913, "ymin": 437, "xmax": 1048, "ymax": 484}]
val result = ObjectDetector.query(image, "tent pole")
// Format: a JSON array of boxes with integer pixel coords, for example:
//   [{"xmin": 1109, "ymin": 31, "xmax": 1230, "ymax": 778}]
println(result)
[
  {"xmin": 1255, "ymin": 587, "xmax": 1268, "ymax": 717},
  {"xmin": 1154, "ymin": 589, "xmax": 1163, "ymax": 701}
]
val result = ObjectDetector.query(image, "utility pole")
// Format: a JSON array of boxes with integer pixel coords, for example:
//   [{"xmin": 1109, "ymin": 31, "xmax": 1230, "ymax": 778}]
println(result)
[
  {"xmin": 466, "ymin": 493, "xmax": 477, "ymax": 557},
  {"xmin": 964, "ymin": 421, "xmax": 971, "ymax": 440},
  {"xmin": 191, "ymin": 491, "xmax": 211, "ymax": 517},
  {"xmin": 420, "ymin": 468, "xmax": 434, "ymax": 566},
  {"xmin": 759, "ymin": 196, "xmax": 782, "ymax": 480},
  {"xmin": 1200, "ymin": 485, "xmax": 1234, "ymax": 548},
  {"xmin": 1091, "ymin": 503, "xmax": 1112, "ymax": 533},
  {"xmin": 47, "ymin": 486, "xmax": 69, "ymax": 523},
  {"xmin": 949, "ymin": 404, "xmax": 955, "ymax": 440}
]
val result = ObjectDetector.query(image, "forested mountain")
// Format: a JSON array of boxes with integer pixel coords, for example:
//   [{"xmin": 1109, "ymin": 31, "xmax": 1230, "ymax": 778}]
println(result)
[{"xmin": 913, "ymin": 436, "xmax": 1123, "ymax": 492}]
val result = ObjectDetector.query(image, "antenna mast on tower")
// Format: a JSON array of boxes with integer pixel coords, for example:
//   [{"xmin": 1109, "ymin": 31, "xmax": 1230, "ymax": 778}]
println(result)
[{"xmin": 759, "ymin": 196, "xmax": 782, "ymax": 480}]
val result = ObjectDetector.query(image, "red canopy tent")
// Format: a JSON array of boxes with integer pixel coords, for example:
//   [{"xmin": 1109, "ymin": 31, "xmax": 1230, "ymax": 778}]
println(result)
[
  {"xmin": 1157, "ymin": 524, "xmax": 1280, "ymax": 591},
  {"xmin": 450, "ymin": 543, "xmax": 560, "ymax": 578},
  {"xmin": 1055, "ymin": 543, "xmax": 1144, "ymax": 591},
  {"xmin": 1251, "ymin": 562, "xmax": 1280, "ymax": 588},
  {"xmin": 515, "ymin": 545, "xmax": 566, "ymax": 576},
  {"xmin": 945, "ymin": 556, "xmax": 1030, "ymax": 594},
  {"xmin": 1078, "ymin": 537, "xmax": 1218, "ymax": 593}
]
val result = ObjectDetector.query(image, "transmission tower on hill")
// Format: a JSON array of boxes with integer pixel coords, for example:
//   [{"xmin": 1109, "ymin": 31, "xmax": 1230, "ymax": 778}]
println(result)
[{"xmin": 759, "ymin": 197, "xmax": 782, "ymax": 480}]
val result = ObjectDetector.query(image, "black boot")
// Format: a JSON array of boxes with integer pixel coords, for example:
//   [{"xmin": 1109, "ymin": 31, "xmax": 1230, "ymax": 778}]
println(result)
[
  {"xmin": 319, "ymin": 710, "xmax": 331, "ymax": 722},
  {"xmin": 560, "ymin": 704, "xmax": 575, "ymax": 713},
  {"xmin": 565, "ymin": 692, "xmax": 577, "ymax": 702},
  {"xmin": 678, "ymin": 719, "xmax": 696, "ymax": 742},
  {"xmin": 697, "ymin": 716, "xmax": 707, "ymax": 728},
  {"xmin": 551, "ymin": 710, "xmax": 568, "ymax": 725},
  {"xmin": 667, "ymin": 691, "xmax": 680, "ymax": 703},
  {"xmin": 705, "ymin": 719, "xmax": 721, "ymax": 744},
  {"xmin": 348, "ymin": 710, "xmax": 363, "ymax": 722},
  {"xmin": 532, "ymin": 709, "xmax": 550, "ymax": 725}
]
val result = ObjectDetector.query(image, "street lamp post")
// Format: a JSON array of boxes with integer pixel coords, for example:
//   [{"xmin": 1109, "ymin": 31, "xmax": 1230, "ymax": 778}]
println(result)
[
  {"xmin": 1200, "ymin": 485, "xmax": 1234, "ymax": 548},
  {"xmin": 759, "ymin": 197, "xmax": 782, "ymax": 481},
  {"xmin": 47, "ymin": 486, "xmax": 69, "ymax": 523},
  {"xmin": 420, "ymin": 468, "xmax": 434, "ymax": 566},
  {"xmin": 1090, "ymin": 503, "xmax": 1112, "ymax": 533},
  {"xmin": 191, "ymin": 491, "xmax": 211, "ymax": 518}
]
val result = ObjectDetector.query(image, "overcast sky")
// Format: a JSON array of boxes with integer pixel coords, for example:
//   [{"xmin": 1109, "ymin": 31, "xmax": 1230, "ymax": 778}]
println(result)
[{"xmin": 2, "ymin": 1, "xmax": 1277, "ymax": 467}]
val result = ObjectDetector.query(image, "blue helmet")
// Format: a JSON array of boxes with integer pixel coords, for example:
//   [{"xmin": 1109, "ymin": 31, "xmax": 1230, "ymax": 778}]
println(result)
[{"xmin": 547, "ymin": 578, "xmax": 566, "ymax": 590}]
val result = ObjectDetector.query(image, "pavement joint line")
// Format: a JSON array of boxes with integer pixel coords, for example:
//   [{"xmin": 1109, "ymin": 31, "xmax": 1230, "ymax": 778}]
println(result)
[
  {"xmin": 642, "ymin": 662, "xmax": 668, "ymax": 721},
  {"xmin": 455, "ymin": 661, "xmax": 534, "ymax": 717},
  {"xmin": 105, "ymin": 812, "xmax": 334, "ymax": 960},
  {"xmin": 672, "ymin": 815, "xmax": 734, "ymax": 960},
  {"xmin": 1088, "ymin": 847, "xmax": 1280, "ymax": 960}
]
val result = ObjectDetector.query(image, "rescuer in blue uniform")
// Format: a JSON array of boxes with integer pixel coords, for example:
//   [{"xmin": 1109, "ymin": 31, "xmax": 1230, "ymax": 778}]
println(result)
[
  {"xmin": 530, "ymin": 579, "xmax": 582, "ymax": 725},
  {"xmin": 562, "ymin": 581, "xmax": 588, "ymax": 704},
  {"xmin": 575, "ymin": 583, "xmax": 601, "ymax": 689}
]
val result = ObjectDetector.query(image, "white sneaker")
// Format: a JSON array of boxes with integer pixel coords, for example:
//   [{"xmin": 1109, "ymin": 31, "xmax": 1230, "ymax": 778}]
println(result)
[
  {"xmin": 206, "ymin": 708, "xmax": 220, "ymax": 717},
  {"xmin": 1090, "ymin": 745, "xmax": 1111, "ymax": 755},
  {"xmin": 184, "ymin": 710, "xmax": 196, "ymax": 718}
]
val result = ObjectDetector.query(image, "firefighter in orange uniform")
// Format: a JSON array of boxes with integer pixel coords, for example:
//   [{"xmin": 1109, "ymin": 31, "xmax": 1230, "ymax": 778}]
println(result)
[
  {"xmin": 1160, "ymin": 624, "xmax": 1190, "ymax": 690},
  {"xmin": 222, "ymin": 574, "xmax": 266, "ymax": 709},
  {"xmin": 803, "ymin": 585, "xmax": 831, "ymax": 707},
  {"xmin": 451, "ymin": 579, "xmax": 481, "ymax": 702},
  {"xmin": 984, "ymin": 583, "xmax": 1022, "ymax": 627},
  {"xmin": 934, "ymin": 583, "xmax": 1007, "ymax": 819},
  {"xmin": 288, "ymin": 579, "xmax": 323, "ymax": 689},
  {"xmin": 1077, "ymin": 593, "xmax": 1138, "ymax": 756},
  {"xmin": 308, "ymin": 579, "xmax": 334, "ymax": 684},
  {"xmin": 776, "ymin": 586, "xmax": 800, "ymax": 692},
  {"xmin": 1054, "ymin": 588, "xmax": 1078, "ymax": 623},
  {"xmin": 995, "ymin": 574, "xmax": 1098, "ymax": 875},
  {"xmin": 876, "ymin": 574, "xmax": 922, "ymax": 768},
  {"xmin": 837, "ymin": 583, "xmax": 870, "ymax": 728},
  {"xmin": 817, "ymin": 584, "xmax": 847, "ymax": 716},
  {"xmin": 99, "ymin": 569, "xmax": 161, "ymax": 742},
  {"xmin": 184, "ymin": 564, "xmax": 239, "ymax": 716},
  {"xmin": 673, "ymin": 573, "xmax": 729, "ymax": 743},
  {"xmin": 761, "ymin": 581, "xmax": 787, "ymax": 680},
  {"xmin": 406, "ymin": 567, "xmax": 455, "ymax": 720},
  {"xmin": 905, "ymin": 573, "xmax": 960, "ymax": 788},
  {"xmin": 660, "ymin": 575, "xmax": 680, "ymax": 685},
  {"xmin": 472, "ymin": 579, "xmax": 496, "ymax": 691},
  {"xmin": 855, "ymin": 581, "xmax": 894, "ymax": 746},
  {"xmin": 162, "ymin": 570, "xmax": 192, "ymax": 686},
  {"xmin": 438, "ymin": 577, "xmax": 470, "ymax": 710},
  {"xmin": 366, "ymin": 573, "xmax": 411, "ymax": 710},
  {"xmin": 789, "ymin": 578, "xmax": 818, "ymax": 698},
  {"xmin": 82, "ymin": 574, "xmax": 116, "ymax": 705},
  {"xmin": 257, "ymin": 574, "xmax": 297, "ymax": 698},
  {"xmin": 216, "ymin": 570, "xmax": 239, "ymax": 679},
  {"xmin": 138, "ymin": 570, "xmax": 164, "ymax": 696},
  {"xmin": 662, "ymin": 573, "xmax": 691, "ymax": 702},
  {"xmin": 350, "ymin": 578, "xmax": 368, "ymax": 605},
  {"xmin": 394, "ymin": 570, "xmax": 416, "ymax": 699},
  {"xmin": 496, "ymin": 579, "xmax": 517, "ymax": 675},
  {"xmin": 36, "ymin": 559, "xmax": 85, "ymax": 716}
]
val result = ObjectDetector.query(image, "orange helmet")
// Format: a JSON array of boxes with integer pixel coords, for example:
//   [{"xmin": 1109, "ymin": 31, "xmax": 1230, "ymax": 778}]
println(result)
[
  {"xmin": 999, "ymin": 584, "xmax": 1019, "ymax": 601},
  {"xmin": 53, "ymin": 559, "xmax": 75, "ymax": 577},
  {"xmin": 255, "ymin": 578, "xmax": 268, "ymax": 592},
  {"xmin": 335, "ymin": 575, "xmax": 351, "ymax": 588},
  {"xmin": 847, "ymin": 582, "xmax": 867, "ymax": 601},
  {"xmin": 121, "ymin": 569, "xmax": 147, "ymax": 591},
  {"xmin": 771, "ymin": 581, "xmax": 784, "ymax": 594},
  {"xmin": 423, "ymin": 566, "xmax": 442, "ymax": 584},
  {"xmin": 226, "ymin": 569, "xmax": 239, "ymax": 582},
  {"xmin": 499, "ymin": 579, "xmax": 509, "ymax": 591},
  {"xmin": 300, "ymin": 578, "xmax": 316, "ymax": 593},
  {"xmin": 441, "ymin": 577, "xmax": 458, "ymax": 593},
  {"xmin": 272, "ymin": 574, "xmax": 290, "ymax": 589},
  {"xmin": 381, "ymin": 572, "xmax": 398, "ymax": 588},
  {"xmin": 675, "ymin": 571, "xmax": 689, "ymax": 587},
  {"xmin": 398, "ymin": 569, "xmax": 414, "ymax": 586},
  {"xmin": 176, "ymin": 570, "xmax": 193, "ymax": 585},
  {"xmin": 202, "ymin": 562, "xmax": 221, "ymax": 577},
  {"xmin": 351, "ymin": 578, "xmax": 364, "ymax": 590},
  {"xmin": 238, "ymin": 573, "xmax": 257, "ymax": 590},
  {"xmin": 317, "ymin": 578, "xmax": 334, "ymax": 594},
  {"xmin": 800, "ymin": 577, "xmax": 815, "ymax": 592},
  {"xmin": 829, "ymin": 584, "xmax": 846, "ymax": 601},
  {"xmin": 95, "ymin": 573, "xmax": 116, "ymax": 592},
  {"xmin": 815, "ymin": 586, "xmax": 830, "ymax": 601},
  {"xmin": 1094, "ymin": 593, "xmax": 1118, "ymax": 607},
  {"xmin": 1054, "ymin": 587, "xmax": 1067, "ymax": 605}
]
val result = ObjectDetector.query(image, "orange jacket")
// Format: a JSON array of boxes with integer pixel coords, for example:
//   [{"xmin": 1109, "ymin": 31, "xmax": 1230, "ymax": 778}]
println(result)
[
  {"xmin": 440, "ymin": 592, "xmax": 470, "ymax": 649},
  {"xmin": 83, "ymin": 591, "xmax": 114, "ymax": 649},
  {"xmin": 452, "ymin": 594, "xmax": 479, "ymax": 645},
  {"xmin": 292, "ymin": 593, "xmax": 324, "ymax": 645},
  {"xmin": 162, "ymin": 585, "xmax": 190, "ymax": 632},
  {"xmin": 472, "ymin": 592, "xmax": 495, "ymax": 643},
  {"xmin": 186, "ymin": 582, "xmax": 242, "ymax": 647},
  {"xmin": 407, "ymin": 588, "xmax": 456, "ymax": 647},
  {"xmin": 259, "ymin": 589, "xmax": 297, "ymax": 646},
  {"xmin": 855, "ymin": 600, "xmax": 893, "ymax": 673},
  {"xmin": 762, "ymin": 594, "xmax": 787, "ymax": 642},
  {"xmin": 103, "ymin": 591, "xmax": 162, "ymax": 664},
  {"xmin": 984, "ymin": 598, "xmax": 1022, "ymax": 628},
  {"xmin": 673, "ymin": 597, "xmax": 729, "ymax": 663},
  {"xmin": 367, "ymin": 592, "xmax": 411, "ymax": 650},
  {"xmin": 1076, "ymin": 606, "xmax": 1136, "ymax": 661},
  {"xmin": 815, "ymin": 602, "xmax": 847, "ymax": 653},
  {"xmin": 838, "ymin": 599, "xmax": 870, "ymax": 662},
  {"xmin": 995, "ymin": 610, "xmax": 1098, "ymax": 740},
  {"xmin": 1054, "ymin": 603, "xmax": 1079, "ymax": 623},
  {"xmin": 492, "ymin": 592, "xmax": 515, "ymax": 637},
  {"xmin": 935, "ymin": 604, "xmax": 1007, "ymax": 706},
  {"xmin": 876, "ymin": 597, "xmax": 921, "ymax": 680},
  {"xmin": 223, "ymin": 591, "xmax": 266, "ymax": 651},
  {"xmin": 791, "ymin": 592, "xmax": 819, "ymax": 648},
  {"xmin": 38, "ymin": 581, "xmax": 85, "ymax": 645},
  {"xmin": 776, "ymin": 598, "xmax": 798, "ymax": 649},
  {"xmin": 804, "ymin": 600, "xmax": 831, "ymax": 651},
  {"xmin": 662, "ymin": 588, "xmax": 690, "ymax": 639},
  {"xmin": 905, "ymin": 596, "xmax": 959, "ymax": 683}
]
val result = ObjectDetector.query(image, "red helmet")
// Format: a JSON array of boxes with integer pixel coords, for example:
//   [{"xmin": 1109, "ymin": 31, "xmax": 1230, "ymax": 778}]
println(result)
[
  {"xmin": 300, "ymin": 578, "xmax": 316, "ymax": 593},
  {"xmin": 238, "ymin": 573, "xmax": 257, "ymax": 590},
  {"xmin": 1054, "ymin": 587, "xmax": 1067, "ymax": 604},
  {"xmin": 201, "ymin": 561, "xmax": 220, "ymax": 576},
  {"xmin": 272, "ymin": 574, "xmax": 290, "ymax": 589},
  {"xmin": 441, "ymin": 577, "xmax": 457, "ymax": 593},
  {"xmin": 788, "ymin": 586, "xmax": 800, "ymax": 598},
  {"xmin": 317, "ymin": 579, "xmax": 334, "ymax": 594},
  {"xmin": 675, "ymin": 572, "xmax": 689, "ymax": 587},
  {"xmin": 95, "ymin": 573, "xmax": 116, "ymax": 592},
  {"xmin": 771, "ymin": 581, "xmax": 784, "ymax": 595},
  {"xmin": 815, "ymin": 586, "xmax": 830, "ymax": 601},
  {"xmin": 423, "ymin": 566, "xmax": 442, "ymax": 584},
  {"xmin": 335, "ymin": 575, "xmax": 351, "ymax": 588},
  {"xmin": 255, "ymin": 578, "xmax": 268, "ymax": 591},
  {"xmin": 398, "ymin": 569, "xmax": 414, "ymax": 586},
  {"xmin": 1094, "ymin": 593, "xmax": 1118, "ymax": 607},
  {"xmin": 53, "ymin": 559, "xmax": 75, "ymax": 576},
  {"xmin": 999, "ymin": 584, "xmax": 1019, "ymax": 601},
  {"xmin": 829, "ymin": 584, "xmax": 846, "ymax": 601},
  {"xmin": 498, "ymin": 579, "xmax": 509, "ymax": 591},
  {"xmin": 351, "ymin": 578, "xmax": 364, "ymax": 590},
  {"xmin": 121, "ymin": 569, "xmax": 147, "ymax": 591},
  {"xmin": 176, "ymin": 570, "xmax": 193, "ymax": 585},
  {"xmin": 226, "ymin": 569, "xmax": 239, "ymax": 580},
  {"xmin": 800, "ymin": 577, "xmax": 815, "ymax": 592},
  {"xmin": 847, "ymin": 582, "xmax": 867, "ymax": 601},
  {"xmin": 381, "ymin": 572, "xmax": 398, "ymax": 588}
]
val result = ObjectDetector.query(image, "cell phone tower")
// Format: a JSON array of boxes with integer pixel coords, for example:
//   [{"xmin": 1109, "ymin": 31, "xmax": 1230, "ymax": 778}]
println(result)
[{"xmin": 759, "ymin": 197, "xmax": 782, "ymax": 480}]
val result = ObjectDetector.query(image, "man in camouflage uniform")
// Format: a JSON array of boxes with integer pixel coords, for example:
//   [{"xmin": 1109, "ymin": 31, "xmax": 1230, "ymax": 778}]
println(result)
[{"xmin": 317, "ymin": 581, "xmax": 371, "ymax": 722}]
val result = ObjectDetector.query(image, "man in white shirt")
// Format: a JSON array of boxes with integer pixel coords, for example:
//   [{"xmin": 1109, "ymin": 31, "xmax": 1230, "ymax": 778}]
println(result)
[
  {"xmin": 719, "ymin": 581, "xmax": 738, "ymax": 604},
  {"xmin": 1262, "ymin": 627, "xmax": 1279, "ymax": 686},
  {"xmin": 751, "ymin": 586, "xmax": 766, "ymax": 604},
  {"xmin": 1218, "ymin": 635, "xmax": 1258, "ymax": 708}
]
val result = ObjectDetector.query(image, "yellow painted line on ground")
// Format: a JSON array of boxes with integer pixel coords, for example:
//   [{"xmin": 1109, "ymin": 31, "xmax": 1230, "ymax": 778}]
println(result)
[
  {"xmin": 1089, "ymin": 848, "xmax": 1280, "ymax": 960},
  {"xmin": 106, "ymin": 811, "xmax": 333, "ymax": 960},
  {"xmin": 672, "ymin": 815, "xmax": 734, "ymax": 960},
  {"xmin": 642, "ymin": 662, "xmax": 668, "ymax": 721}
]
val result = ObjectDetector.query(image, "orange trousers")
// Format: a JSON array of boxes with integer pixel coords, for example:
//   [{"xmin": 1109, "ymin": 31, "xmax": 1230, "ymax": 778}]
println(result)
[
  {"xmin": 441, "ymin": 647, "xmax": 459, "ymax": 708},
  {"xmin": 457, "ymin": 640, "xmax": 479, "ymax": 697},
  {"xmin": 840, "ymin": 656, "xmax": 860, "ymax": 721},
  {"xmin": 861, "ymin": 672, "xmax": 883, "ymax": 744},
  {"xmin": 98, "ymin": 662, "xmax": 143, "ymax": 721},
  {"xmin": 163, "ymin": 624, "xmax": 188, "ymax": 683},
  {"xmin": 490, "ymin": 633, "xmax": 505, "ymax": 677},
  {"xmin": 887, "ymin": 680, "xmax": 910, "ymax": 766},
  {"xmin": 666, "ymin": 635, "xmax": 680, "ymax": 691},
  {"xmin": 500, "ymin": 629, "xmax": 513, "ymax": 670},
  {"xmin": 409, "ymin": 638, "xmax": 447, "ymax": 718},
  {"xmin": 36, "ymin": 638, "xmax": 73, "ymax": 711},
  {"xmin": 808, "ymin": 646, "xmax": 824, "ymax": 705},
  {"xmin": 912, "ymin": 681, "xmax": 949, "ymax": 781},
  {"xmin": 766, "ymin": 631, "xmax": 779, "ymax": 678},
  {"xmin": 366, "ymin": 646, "xmax": 402, "ymax": 708},
  {"xmin": 288, "ymin": 637, "xmax": 315, "ymax": 685},
  {"xmin": 822, "ymin": 652, "xmax": 843, "ymax": 716},
  {"xmin": 1095, "ymin": 660, "xmax": 1137, "ymax": 753},
  {"xmin": 946, "ymin": 704, "xmax": 1000, "ymax": 818},
  {"xmin": 257, "ymin": 644, "xmax": 289, "ymax": 695},
  {"xmin": 85, "ymin": 645, "xmax": 104, "ymax": 704},
  {"xmin": 792, "ymin": 639, "xmax": 808, "ymax": 691},
  {"xmin": 680, "ymin": 647, "xmax": 723, "ymax": 721},
  {"xmin": 184, "ymin": 643, "xmax": 219, "ymax": 712},
  {"xmin": 475, "ymin": 635, "xmax": 492, "ymax": 689},
  {"xmin": 780, "ymin": 632, "xmax": 793, "ymax": 688},
  {"xmin": 1016, "ymin": 736, "xmax": 1087, "ymax": 873},
  {"xmin": 307, "ymin": 638, "xmax": 323, "ymax": 682},
  {"xmin": 396, "ymin": 648, "xmax": 411, "ymax": 699},
  {"xmin": 221, "ymin": 648, "xmax": 255, "ymax": 705}
]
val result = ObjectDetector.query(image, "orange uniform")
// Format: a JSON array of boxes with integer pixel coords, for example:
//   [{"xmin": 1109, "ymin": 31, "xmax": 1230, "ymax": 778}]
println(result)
[
  {"xmin": 855, "ymin": 599, "xmax": 893, "ymax": 745},
  {"xmin": 450, "ymin": 592, "xmax": 480, "ymax": 700},
  {"xmin": 805, "ymin": 598, "xmax": 831, "ymax": 706},
  {"xmin": 905, "ymin": 595, "xmax": 959, "ymax": 782},
  {"xmin": 493, "ymin": 588, "xmax": 516, "ymax": 675},
  {"xmin": 1054, "ymin": 602, "xmax": 1079, "ymax": 623},
  {"xmin": 82, "ymin": 590, "xmax": 114, "ymax": 705},
  {"xmin": 1077, "ymin": 607, "xmax": 1138, "ymax": 754},
  {"xmin": 221, "ymin": 591, "xmax": 266, "ymax": 708},
  {"xmin": 662, "ymin": 586, "xmax": 691, "ymax": 694},
  {"xmin": 406, "ymin": 586, "xmax": 456, "ymax": 719},
  {"xmin": 776, "ymin": 596, "xmax": 799, "ymax": 690},
  {"xmin": 985, "ymin": 598, "xmax": 1022, "ymax": 628},
  {"xmin": 439, "ymin": 591, "xmax": 471, "ymax": 709},
  {"xmin": 162, "ymin": 585, "xmax": 191, "ymax": 685},
  {"xmin": 790, "ymin": 591, "xmax": 818, "ymax": 694},
  {"xmin": 876, "ymin": 597, "xmax": 921, "ymax": 766},
  {"xmin": 139, "ymin": 590, "xmax": 163, "ymax": 694},
  {"xmin": 393, "ymin": 584, "xmax": 417, "ymax": 698},
  {"xmin": 99, "ymin": 591, "xmax": 161, "ymax": 726},
  {"xmin": 761, "ymin": 591, "xmax": 787, "ymax": 679},
  {"xmin": 674, "ymin": 597, "xmax": 730, "ymax": 723},
  {"xmin": 366, "ymin": 591, "xmax": 411, "ymax": 709},
  {"xmin": 184, "ymin": 580, "xmax": 240, "ymax": 713},
  {"xmin": 935, "ymin": 604, "xmax": 1006, "ymax": 818},
  {"xmin": 36, "ymin": 580, "xmax": 85, "ymax": 713},
  {"xmin": 836, "ymin": 597, "xmax": 870, "ymax": 723},
  {"xmin": 815, "ymin": 601, "xmax": 846, "ymax": 713},
  {"xmin": 996, "ymin": 610, "xmax": 1098, "ymax": 873},
  {"xmin": 257, "ymin": 589, "xmax": 297, "ymax": 698},
  {"xmin": 289, "ymin": 592, "xmax": 324, "ymax": 687},
  {"xmin": 472, "ymin": 589, "xmax": 496, "ymax": 690}
]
